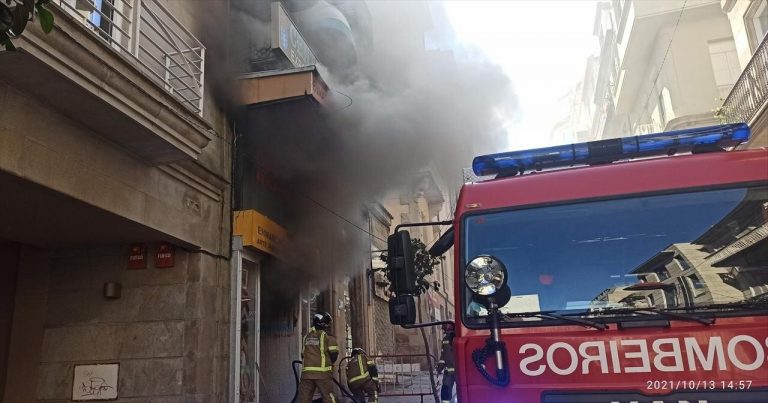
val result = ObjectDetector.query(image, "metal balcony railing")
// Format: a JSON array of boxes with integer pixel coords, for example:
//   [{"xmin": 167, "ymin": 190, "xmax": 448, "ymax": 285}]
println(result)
[
  {"xmin": 720, "ymin": 35, "xmax": 768, "ymax": 125},
  {"xmin": 54, "ymin": 0, "xmax": 205, "ymax": 115},
  {"xmin": 633, "ymin": 122, "xmax": 663, "ymax": 135}
]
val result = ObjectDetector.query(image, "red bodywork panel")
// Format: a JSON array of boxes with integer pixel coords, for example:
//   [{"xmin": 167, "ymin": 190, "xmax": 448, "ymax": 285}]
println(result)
[{"xmin": 451, "ymin": 149, "xmax": 768, "ymax": 402}]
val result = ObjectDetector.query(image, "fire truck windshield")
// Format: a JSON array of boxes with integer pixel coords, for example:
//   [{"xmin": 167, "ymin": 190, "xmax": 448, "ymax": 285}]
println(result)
[{"xmin": 462, "ymin": 185, "xmax": 768, "ymax": 326}]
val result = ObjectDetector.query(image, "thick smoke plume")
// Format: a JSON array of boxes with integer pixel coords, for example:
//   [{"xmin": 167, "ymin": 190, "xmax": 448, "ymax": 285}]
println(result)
[{"xmin": 227, "ymin": 1, "xmax": 518, "ymax": 292}]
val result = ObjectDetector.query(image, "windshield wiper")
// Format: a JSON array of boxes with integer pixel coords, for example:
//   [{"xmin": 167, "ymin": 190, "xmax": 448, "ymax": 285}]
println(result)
[
  {"xmin": 579, "ymin": 307, "xmax": 714, "ymax": 326},
  {"xmin": 502, "ymin": 311, "xmax": 607, "ymax": 330}
]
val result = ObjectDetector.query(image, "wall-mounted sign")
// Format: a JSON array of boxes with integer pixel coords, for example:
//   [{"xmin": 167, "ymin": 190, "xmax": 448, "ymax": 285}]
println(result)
[
  {"xmin": 271, "ymin": 1, "xmax": 317, "ymax": 68},
  {"xmin": 155, "ymin": 243, "xmax": 175, "ymax": 268},
  {"xmin": 127, "ymin": 244, "xmax": 146, "ymax": 269},
  {"xmin": 72, "ymin": 363, "xmax": 119, "ymax": 401},
  {"xmin": 233, "ymin": 210, "xmax": 289, "ymax": 258}
]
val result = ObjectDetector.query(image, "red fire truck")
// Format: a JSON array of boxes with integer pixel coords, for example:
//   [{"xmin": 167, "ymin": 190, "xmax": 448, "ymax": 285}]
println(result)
[{"xmin": 387, "ymin": 123, "xmax": 768, "ymax": 403}]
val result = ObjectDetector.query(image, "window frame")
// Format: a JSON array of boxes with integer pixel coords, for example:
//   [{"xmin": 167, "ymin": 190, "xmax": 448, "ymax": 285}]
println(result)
[{"xmin": 745, "ymin": 0, "xmax": 768, "ymax": 53}]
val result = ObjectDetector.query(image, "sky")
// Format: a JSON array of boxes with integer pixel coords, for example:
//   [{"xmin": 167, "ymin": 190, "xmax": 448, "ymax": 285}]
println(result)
[{"xmin": 443, "ymin": 0, "xmax": 599, "ymax": 150}]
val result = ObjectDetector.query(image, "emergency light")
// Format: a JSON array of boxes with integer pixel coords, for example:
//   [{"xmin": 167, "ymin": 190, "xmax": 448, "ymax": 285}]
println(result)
[{"xmin": 472, "ymin": 123, "xmax": 751, "ymax": 177}]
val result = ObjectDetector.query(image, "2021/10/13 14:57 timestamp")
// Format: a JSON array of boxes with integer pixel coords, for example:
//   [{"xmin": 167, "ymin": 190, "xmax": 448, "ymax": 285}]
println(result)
[{"xmin": 646, "ymin": 380, "xmax": 753, "ymax": 390}]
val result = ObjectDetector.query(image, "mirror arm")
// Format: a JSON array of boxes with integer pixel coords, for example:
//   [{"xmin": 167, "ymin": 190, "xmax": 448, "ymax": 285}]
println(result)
[
  {"xmin": 394, "ymin": 220, "xmax": 453, "ymax": 233},
  {"xmin": 401, "ymin": 320, "xmax": 455, "ymax": 330}
]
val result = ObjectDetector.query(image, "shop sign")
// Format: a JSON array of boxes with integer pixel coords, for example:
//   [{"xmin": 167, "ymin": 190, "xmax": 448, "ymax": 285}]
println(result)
[
  {"xmin": 155, "ymin": 242, "xmax": 175, "ymax": 268},
  {"xmin": 271, "ymin": 1, "xmax": 317, "ymax": 68},
  {"xmin": 234, "ymin": 210, "xmax": 289, "ymax": 258},
  {"xmin": 127, "ymin": 244, "xmax": 146, "ymax": 269}
]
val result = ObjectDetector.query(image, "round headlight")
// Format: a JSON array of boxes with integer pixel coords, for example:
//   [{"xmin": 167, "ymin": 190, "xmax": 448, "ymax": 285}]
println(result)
[{"xmin": 465, "ymin": 255, "xmax": 507, "ymax": 296}]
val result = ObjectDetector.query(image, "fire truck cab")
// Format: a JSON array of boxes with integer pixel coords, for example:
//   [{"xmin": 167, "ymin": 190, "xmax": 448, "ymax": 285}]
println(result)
[{"xmin": 388, "ymin": 124, "xmax": 768, "ymax": 403}]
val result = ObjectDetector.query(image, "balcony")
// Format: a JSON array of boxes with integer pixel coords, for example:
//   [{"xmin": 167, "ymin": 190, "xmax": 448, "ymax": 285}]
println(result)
[
  {"xmin": 0, "ymin": 0, "xmax": 213, "ymax": 163},
  {"xmin": 56, "ymin": 0, "xmax": 205, "ymax": 115},
  {"xmin": 720, "ymin": 35, "xmax": 768, "ymax": 147}
]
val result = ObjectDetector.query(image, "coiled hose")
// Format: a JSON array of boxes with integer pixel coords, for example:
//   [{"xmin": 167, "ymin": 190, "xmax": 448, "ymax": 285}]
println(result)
[{"xmin": 471, "ymin": 338, "xmax": 510, "ymax": 387}]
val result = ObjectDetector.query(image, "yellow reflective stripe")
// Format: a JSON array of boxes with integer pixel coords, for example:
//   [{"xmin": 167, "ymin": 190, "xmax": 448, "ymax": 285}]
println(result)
[
  {"xmin": 349, "ymin": 355, "xmax": 369, "ymax": 383},
  {"xmin": 371, "ymin": 377, "xmax": 379, "ymax": 381},
  {"xmin": 446, "ymin": 368, "xmax": 455, "ymax": 372},
  {"xmin": 330, "ymin": 392, "xmax": 336, "ymax": 403},
  {"xmin": 349, "ymin": 372, "xmax": 369, "ymax": 383},
  {"xmin": 320, "ymin": 332, "xmax": 326, "ymax": 368},
  {"xmin": 328, "ymin": 346, "xmax": 340, "ymax": 351},
  {"xmin": 366, "ymin": 360, "xmax": 374, "ymax": 365},
  {"xmin": 358, "ymin": 355, "xmax": 366, "ymax": 375},
  {"xmin": 302, "ymin": 366, "xmax": 332, "ymax": 372}
]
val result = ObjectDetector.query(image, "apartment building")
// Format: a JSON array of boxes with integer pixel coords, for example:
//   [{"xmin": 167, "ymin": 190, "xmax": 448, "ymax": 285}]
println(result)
[
  {"xmin": 590, "ymin": 0, "xmax": 739, "ymax": 139},
  {"xmin": 0, "ymin": 1, "xmax": 232, "ymax": 401}
]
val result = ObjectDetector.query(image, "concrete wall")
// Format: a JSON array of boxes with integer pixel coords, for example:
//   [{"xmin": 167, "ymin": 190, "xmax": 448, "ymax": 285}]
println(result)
[
  {"xmin": 0, "ymin": 81, "xmax": 228, "ymax": 254},
  {"xmin": 2, "ymin": 246, "xmax": 230, "ymax": 403},
  {"xmin": 0, "ymin": 240, "xmax": 19, "ymax": 398},
  {"xmin": 373, "ymin": 298, "xmax": 395, "ymax": 355},
  {"xmin": 3, "ymin": 246, "xmax": 50, "ymax": 403}
]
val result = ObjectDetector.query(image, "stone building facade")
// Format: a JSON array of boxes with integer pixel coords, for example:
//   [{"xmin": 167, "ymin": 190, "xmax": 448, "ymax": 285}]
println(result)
[{"xmin": 0, "ymin": 1, "xmax": 232, "ymax": 401}]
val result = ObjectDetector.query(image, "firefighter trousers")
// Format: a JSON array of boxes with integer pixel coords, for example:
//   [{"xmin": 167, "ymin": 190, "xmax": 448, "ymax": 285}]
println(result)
[
  {"xmin": 349, "ymin": 379, "xmax": 378, "ymax": 403},
  {"xmin": 440, "ymin": 372, "xmax": 455, "ymax": 403},
  {"xmin": 298, "ymin": 377, "xmax": 337, "ymax": 403}
]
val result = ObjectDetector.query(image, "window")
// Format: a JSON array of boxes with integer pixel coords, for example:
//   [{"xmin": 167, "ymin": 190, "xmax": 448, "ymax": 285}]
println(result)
[
  {"xmin": 653, "ymin": 266, "xmax": 670, "ymax": 281},
  {"xmin": 747, "ymin": 0, "xmax": 768, "ymax": 50},
  {"xmin": 708, "ymin": 38, "xmax": 741, "ymax": 99},
  {"xmin": 89, "ymin": 0, "xmax": 115, "ymax": 41},
  {"xmin": 674, "ymin": 255, "xmax": 691, "ymax": 271},
  {"xmin": 687, "ymin": 274, "xmax": 705, "ymax": 294}
]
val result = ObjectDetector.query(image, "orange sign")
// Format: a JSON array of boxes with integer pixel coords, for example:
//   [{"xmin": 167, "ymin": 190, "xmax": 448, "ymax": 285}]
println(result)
[{"xmin": 233, "ymin": 210, "xmax": 289, "ymax": 258}]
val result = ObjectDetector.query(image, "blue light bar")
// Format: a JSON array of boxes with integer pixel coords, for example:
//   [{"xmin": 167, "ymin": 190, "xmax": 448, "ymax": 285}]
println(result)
[{"xmin": 472, "ymin": 123, "xmax": 750, "ymax": 177}]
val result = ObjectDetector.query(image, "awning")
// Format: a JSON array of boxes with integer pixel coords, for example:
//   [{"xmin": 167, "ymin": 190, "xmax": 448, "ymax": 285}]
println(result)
[{"xmin": 238, "ymin": 66, "xmax": 329, "ymax": 107}]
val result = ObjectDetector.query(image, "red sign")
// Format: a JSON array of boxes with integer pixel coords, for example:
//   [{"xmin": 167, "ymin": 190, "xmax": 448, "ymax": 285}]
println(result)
[
  {"xmin": 155, "ymin": 243, "xmax": 175, "ymax": 268},
  {"xmin": 128, "ymin": 244, "xmax": 147, "ymax": 269}
]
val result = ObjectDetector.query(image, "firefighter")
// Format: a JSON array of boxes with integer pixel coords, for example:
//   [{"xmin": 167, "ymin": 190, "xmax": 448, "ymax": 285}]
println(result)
[
  {"xmin": 437, "ymin": 323, "xmax": 456, "ymax": 403},
  {"xmin": 298, "ymin": 312, "xmax": 340, "ymax": 403},
  {"xmin": 346, "ymin": 348, "xmax": 379, "ymax": 403}
]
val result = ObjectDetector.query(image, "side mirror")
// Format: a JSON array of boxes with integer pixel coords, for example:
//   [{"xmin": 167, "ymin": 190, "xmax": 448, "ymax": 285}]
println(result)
[
  {"xmin": 428, "ymin": 226, "xmax": 454, "ymax": 257},
  {"xmin": 389, "ymin": 294, "xmax": 416, "ymax": 325},
  {"xmin": 387, "ymin": 230, "xmax": 416, "ymax": 295}
]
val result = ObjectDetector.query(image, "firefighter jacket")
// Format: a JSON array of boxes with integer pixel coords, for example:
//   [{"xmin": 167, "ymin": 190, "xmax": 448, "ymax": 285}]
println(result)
[
  {"xmin": 438, "ymin": 333, "xmax": 455, "ymax": 374},
  {"xmin": 346, "ymin": 352, "xmax": 378, "ymax": 386},
  {"xmin": 301, "ymin": 327, "xmax": 339, "ymax": 379}
]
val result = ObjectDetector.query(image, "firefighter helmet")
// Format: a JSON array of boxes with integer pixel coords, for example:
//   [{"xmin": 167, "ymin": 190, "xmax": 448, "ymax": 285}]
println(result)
[
  {"xmin": 351, "ymin": 348, "xmax": 366, "ymax": 356},
  {"xmin": 312, "ymin": 312, "xmax": 332, "ymax": 329}
]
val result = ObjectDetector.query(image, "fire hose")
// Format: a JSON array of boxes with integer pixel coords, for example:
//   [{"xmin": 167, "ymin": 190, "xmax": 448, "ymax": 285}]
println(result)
[
  {"xmin": 471, "ymin": 299, "xmax": 510, "ymax": 387},
  {"xmin": 291, "ymin": 360, "xmax": 364, "ymax": 403}
]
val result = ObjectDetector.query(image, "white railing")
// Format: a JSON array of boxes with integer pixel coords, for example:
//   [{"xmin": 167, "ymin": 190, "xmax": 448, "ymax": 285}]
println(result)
[{"xmin": 54, "ymin": 0, "xmax": 205, "ymax": 115}]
